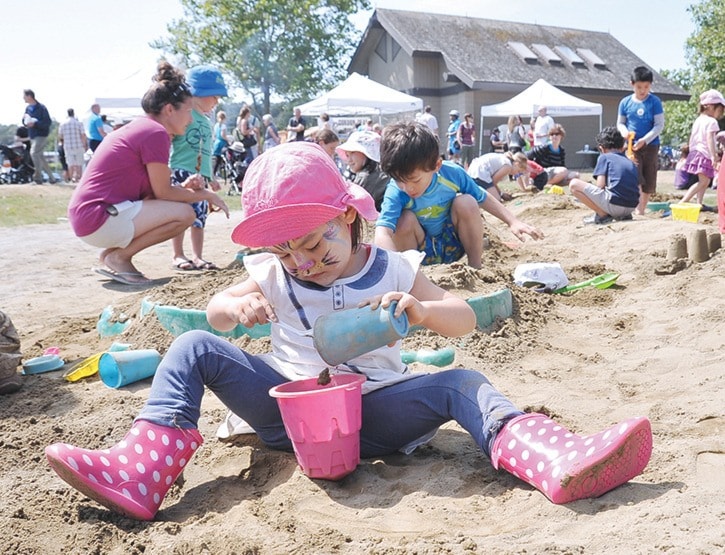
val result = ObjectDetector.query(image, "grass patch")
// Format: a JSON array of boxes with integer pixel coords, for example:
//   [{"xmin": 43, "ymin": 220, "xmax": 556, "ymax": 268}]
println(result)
[{"xmin": 0, "ymin": 184, "xmax": 74, "ymax": 227}]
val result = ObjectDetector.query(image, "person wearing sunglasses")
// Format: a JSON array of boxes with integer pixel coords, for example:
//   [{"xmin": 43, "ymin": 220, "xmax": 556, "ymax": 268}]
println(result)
[{"xmin": 526, "ymin": 124, "xmax": 580, "ymax": 186}]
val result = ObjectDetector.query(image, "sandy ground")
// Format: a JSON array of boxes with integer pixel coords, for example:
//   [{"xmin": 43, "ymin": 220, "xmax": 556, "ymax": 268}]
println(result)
[{"xmin": 1, "ymin": 182, "xmax": 724, "ymax": 554}]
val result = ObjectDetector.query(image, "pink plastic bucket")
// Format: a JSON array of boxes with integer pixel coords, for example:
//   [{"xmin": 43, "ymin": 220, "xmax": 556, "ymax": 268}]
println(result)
[{"xmin": 269, "ymin": 374, "xmax": 366, "ymax": 480}]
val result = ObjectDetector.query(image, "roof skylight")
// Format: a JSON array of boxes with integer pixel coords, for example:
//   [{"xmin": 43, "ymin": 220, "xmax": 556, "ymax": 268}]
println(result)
[
  {"xmin": 508, "ymin": 41, "xmax": 538, "ymax": 62},
  {"xmin": 578, "ymin": 48, "xmax": 607, "ymax": 68},
  {"xmin": 554, "ymin": 45, "xmax": 585, "ymax": 66},
  {"xmin": 531, "ymin": 43, "xmax": 562, "ymax": 64}
]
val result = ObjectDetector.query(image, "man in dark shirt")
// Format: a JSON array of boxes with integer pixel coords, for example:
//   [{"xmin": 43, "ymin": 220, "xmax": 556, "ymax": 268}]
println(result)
[
  {"xmin": 287, "ymin": 108, "xmax": 306, "ymax": 141},
  {"xmin": 22, "ymin": 89, "xmax": 57, "ymax": 184}
]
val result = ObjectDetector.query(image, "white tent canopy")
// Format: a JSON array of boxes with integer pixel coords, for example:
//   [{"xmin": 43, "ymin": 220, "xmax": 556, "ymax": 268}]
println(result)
[
  {"xmin": 93, "ymin": 97, "xmax": 144, "ymax": 124},
  {"xmin": 295, "ymin": 72, "xmax": 423, "ymax": 117},
  {"xmin": 479, "ymin": 79, "xmax": 602, "ymax": 152},
  {"xmin": 480, "ymin": 79, "xmax": 602, "ymax": 118}
]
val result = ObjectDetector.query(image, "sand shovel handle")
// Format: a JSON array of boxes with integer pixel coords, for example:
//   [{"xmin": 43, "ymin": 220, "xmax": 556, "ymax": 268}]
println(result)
[{"xmin": 553, "ymin": 272, "xmax": 619, "ymax": 294}]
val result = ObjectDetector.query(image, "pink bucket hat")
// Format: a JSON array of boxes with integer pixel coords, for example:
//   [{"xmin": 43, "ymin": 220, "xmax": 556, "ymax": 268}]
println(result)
[
  {"xmin": 335, "ymin": 130, "xmax": 381, "ymax": 162},
  {"xmin": 699, "ymin": 89, "xmax": 725, "ymax": 106},
  {"xmin": 231, "ymin": 142, "xmax": 378, "ymax": 247}
]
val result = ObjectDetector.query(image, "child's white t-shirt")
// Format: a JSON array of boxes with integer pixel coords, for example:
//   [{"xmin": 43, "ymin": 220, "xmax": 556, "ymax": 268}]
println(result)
[{"xmin": 244, "ymin": 245, "xmax": 424, "ymax": 394}]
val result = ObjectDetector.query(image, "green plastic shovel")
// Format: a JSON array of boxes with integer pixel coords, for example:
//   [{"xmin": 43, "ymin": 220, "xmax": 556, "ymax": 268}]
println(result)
[{"xmin": 552, "ymin": 272, "xmax": 620, "ymax": 294}]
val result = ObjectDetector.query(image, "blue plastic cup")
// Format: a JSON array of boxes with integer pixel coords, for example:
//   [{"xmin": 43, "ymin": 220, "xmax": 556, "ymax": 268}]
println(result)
[
  {"xmin": 98, "ymin": 349, "xmax": 161, "ymax": 388},
  {"xmin": 313, "ymin": 301, "xmax": 409, "ymax": 366}
]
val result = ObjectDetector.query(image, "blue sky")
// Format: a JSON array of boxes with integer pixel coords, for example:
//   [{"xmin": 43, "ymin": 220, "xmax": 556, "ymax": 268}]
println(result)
[{"xmin": 0, "ymin": 0, "xmax": 696, "ymax": 126}]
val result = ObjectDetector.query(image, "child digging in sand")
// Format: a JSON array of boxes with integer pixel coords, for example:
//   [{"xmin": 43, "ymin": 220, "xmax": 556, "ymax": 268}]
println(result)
[
  {"xmin": 46, "ymin": 142, "xmax": 652, "ymax": 520},
  {"xmin": 568, "ymin": 126, "xmax": 640, "ymax": 224},
  {"xmin": 375, "ymin": 122, "xmax": 544, "ymax": 268}
]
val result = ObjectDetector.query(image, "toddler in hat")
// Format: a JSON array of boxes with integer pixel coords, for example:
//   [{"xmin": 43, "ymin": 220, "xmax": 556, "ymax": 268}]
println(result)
[
  {"xmin": 336, "ymin": 129, "xmax": 390, "ymax": 210},
  {"xmin": 169, "ymin": 65, "xmax": 230, "ymax": 271},
  {"xmin": 46, "ymin": 142, "xmax": 653, "ymax": 520}
]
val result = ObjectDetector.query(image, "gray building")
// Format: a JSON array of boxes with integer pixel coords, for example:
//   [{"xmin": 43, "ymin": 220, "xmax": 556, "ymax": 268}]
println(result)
[{"xmin": 348, "ymin": 9, "xmax": 689, "ymax": 167}]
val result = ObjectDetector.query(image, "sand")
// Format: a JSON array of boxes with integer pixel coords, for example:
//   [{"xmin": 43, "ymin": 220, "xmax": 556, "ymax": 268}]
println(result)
[{"xmin": 1, "ymin": 183, "xmax": 724, "ymax": 554}]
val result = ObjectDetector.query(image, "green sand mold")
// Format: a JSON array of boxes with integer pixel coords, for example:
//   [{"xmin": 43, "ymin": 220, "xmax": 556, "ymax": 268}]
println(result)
[
  {"xmin": 466, "ymin": 288, "xmax": 514, "ymax": 329},
  {"xmin": 142, "ymin": 298, "xmax": 270, "ymax": 339},
  {"xmin": 106, "ymin": 291, "xmax": 514, "ymax": 366}
]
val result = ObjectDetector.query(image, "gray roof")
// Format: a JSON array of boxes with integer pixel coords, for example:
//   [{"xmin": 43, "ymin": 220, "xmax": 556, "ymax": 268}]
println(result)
[{"xmin": 349, "ymin": 9, "xmax": 689, "ymax": 100}]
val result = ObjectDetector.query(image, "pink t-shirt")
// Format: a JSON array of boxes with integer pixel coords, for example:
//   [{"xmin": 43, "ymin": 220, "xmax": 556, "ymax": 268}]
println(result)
[
  {"xmin": 68, "ymin": 116, "xmax": 171, "ymax": 237},
  {"xmin": 688, "ymin": 113, "xmax": 719, "ymax": 158}
]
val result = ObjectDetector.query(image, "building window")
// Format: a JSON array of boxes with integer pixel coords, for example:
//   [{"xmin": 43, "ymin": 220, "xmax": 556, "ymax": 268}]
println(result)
[
  {"xmin": 375, "ymin": 35, "xmax": 387, "ymax": 62},
  {"xmin": 391, "ymin": 37, "xmax": 401, "ymax": 61},
  {"xmin": 554, "ymin": 45, "xmax": 586, "ymax": 66}
]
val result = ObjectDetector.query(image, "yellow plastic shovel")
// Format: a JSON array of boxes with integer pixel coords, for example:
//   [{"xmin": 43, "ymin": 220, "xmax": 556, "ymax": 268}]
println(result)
[{"xmin": 63, "ymin": 352, "xmax": 104, "ymax": 382}]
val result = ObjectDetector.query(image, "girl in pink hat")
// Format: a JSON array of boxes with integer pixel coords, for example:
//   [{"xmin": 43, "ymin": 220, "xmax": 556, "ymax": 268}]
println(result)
[
  {"xmin": 46, "ymin": 142, "xmax": 652, "ymax": 520},
  {"xmin": 679, "ymin": 88, "xmax": 724, "ymax": 208}
]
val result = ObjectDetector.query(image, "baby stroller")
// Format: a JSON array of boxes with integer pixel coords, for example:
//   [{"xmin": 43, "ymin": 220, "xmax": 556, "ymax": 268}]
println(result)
[
  {"xmin": 222, "ymin": 143, "xmax": 249, "ymax": 195},
  {"xmin": 0, "ymin": 144, "xmax": 35, "ymax": 184}
]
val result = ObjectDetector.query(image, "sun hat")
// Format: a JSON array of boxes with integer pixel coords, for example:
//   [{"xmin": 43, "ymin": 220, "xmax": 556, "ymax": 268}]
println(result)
[
  {"xmin": 699, "ymin": 89, "xmax": 725, "ymax": 106},
  {"xmin": 231, "ymin": 142, "xmax": 379, "ymax": 247},
  {"xmin": 186, "ymin": 65, "xmax": 228, "ymax": 97},
  {"xmin": 449, "ymin": 109, "xmax": 460, "ymax": 117},
  {"xmin": 335, "ymin": 130, "xmax": 381, "ymax": 162}
]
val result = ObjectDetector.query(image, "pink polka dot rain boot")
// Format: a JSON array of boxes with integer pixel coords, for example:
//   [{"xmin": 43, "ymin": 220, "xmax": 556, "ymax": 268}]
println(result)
[
  {"xmin": 491, "ymin": 413, "xmax": 652, "ymax": 504},
  {"xmin": 45, "ymin": 419, "xmax": 203, "ymax": 520}
]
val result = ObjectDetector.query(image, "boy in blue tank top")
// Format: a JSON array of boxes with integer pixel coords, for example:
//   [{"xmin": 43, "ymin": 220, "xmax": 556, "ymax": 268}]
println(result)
[{"xmin": 375, "ymin": 122, "xmax": 543, "ymax": 268}]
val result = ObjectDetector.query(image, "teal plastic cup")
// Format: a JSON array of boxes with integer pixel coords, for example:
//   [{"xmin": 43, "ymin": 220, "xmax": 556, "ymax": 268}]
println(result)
[
  {"xmin": 313, "ymin": 301, "xmax": 409, "ymax": 366},
  {"xmin": 98, "ymin": 349, "xmax": 162, "ymax": 388}
]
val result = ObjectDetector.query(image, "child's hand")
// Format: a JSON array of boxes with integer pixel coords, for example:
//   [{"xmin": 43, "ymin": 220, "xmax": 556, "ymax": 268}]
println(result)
[
  {"xmin": 208, "ymin": 194, "xmax": 230, "ymax": 217},
  {"xmin": 183, "ymin": 174, "xmax": 204, "ymax": 190},
  {"xmin": 510, "ymin": 220, "xmax": 544, "ymax": 241},
  {"xmin": 209, "ymin": 179, "xmax": 221, "ymax": 192},
  {"xmin": 360, "ymin": 292, "xmax": 426, "ymax": 327},
  {"xmin": 230, "ymin": 292, "xmax": 277, "ymax": 328}
]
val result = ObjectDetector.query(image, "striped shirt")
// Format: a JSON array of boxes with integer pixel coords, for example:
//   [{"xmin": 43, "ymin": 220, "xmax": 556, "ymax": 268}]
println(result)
[{"xmin": 527, "ymin": 144, "xmax": 567, "ymax": 168}]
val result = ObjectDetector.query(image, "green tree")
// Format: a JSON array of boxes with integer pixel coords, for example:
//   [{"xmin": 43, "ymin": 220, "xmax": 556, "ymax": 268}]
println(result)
[
  {"xmin": 660, "ymin": 68, "xmax": 696, "ymax": 146},
  {"xmin": 661, "ymin": 0, "xmax": 725, "ymax": 145},
  {"xmin": 153, "ymin": 0, "xmax": 370, "ymax": 116},
  {"xmin": 685, "ymin": 0, "xmax": 725, "ymax": 91}
]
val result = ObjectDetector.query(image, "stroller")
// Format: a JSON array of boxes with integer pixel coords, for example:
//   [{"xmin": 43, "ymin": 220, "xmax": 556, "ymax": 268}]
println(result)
[
  {"xmin": 222, "ymin": 143, "xmax": 250, "ymax": 195},
  {"xmin": 0, "ymin": 144, "xmax": 35, "ymax": 184}
]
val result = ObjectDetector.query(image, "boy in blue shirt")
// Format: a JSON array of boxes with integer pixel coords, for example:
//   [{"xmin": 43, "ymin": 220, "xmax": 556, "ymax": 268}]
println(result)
[
  {"xmin": 569, "ymin": 126, "xmax": 640, "ymax": 224},
  {"xmin": 375, "ymin": 122, "xmax": 543, "ymax": 268},
  {"xmin": 617, "ymin": 66, "xmax": 664, "ymax": 215}
]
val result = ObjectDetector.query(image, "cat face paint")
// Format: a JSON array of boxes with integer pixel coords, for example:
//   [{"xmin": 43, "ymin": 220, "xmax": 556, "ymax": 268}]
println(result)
[{"xmin": 268, "ymin": 217, "xmax": 350, "ymax": 285}]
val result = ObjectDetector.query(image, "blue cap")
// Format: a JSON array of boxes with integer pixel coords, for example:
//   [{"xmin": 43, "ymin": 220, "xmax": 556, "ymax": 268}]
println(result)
[{"xmin": 186, "ymin": 65, "xmax": 228, "ymax": 97}]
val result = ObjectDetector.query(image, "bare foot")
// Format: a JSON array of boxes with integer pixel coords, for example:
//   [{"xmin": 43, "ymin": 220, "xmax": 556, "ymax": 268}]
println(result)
[
  {"xmin": 192, "ymin": 259, "xmax": 220, "ymax": 270},
  {"xmin": 102, "ymin": 250, "xmax": 140, "ymax": 275},
  {"xmin": 172, "ymin": 257, "xmax": 196, "ymax": 271},
  {"xmin": 98, "ymin": 247, "xmax": 119, "ymax": 266}
]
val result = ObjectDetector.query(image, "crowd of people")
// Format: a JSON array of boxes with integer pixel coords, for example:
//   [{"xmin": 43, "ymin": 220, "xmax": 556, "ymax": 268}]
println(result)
[
  {"xmin": 44, "ymin": 137, "xmax": 653, "ymax": 523},
  {"xmin": 6, "ymin": 61, "xmax": 723, "ymax": 521},
  {"xmin": 10, "ymin": 64, "xmax": 722, "ymax": 282}
]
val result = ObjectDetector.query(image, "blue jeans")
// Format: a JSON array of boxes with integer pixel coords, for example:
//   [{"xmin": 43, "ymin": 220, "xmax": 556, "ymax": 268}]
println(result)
[{"xmin": 138, "ymin": 331, "xmax": 522, "ymax": 459}]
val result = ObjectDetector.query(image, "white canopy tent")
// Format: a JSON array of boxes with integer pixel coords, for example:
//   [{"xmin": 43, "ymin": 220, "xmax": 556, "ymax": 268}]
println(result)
[
  {"xmin": 295, "ymin": 72, "xmax": 423, "ymax": 117},
  {"xmin": 479, "ymin": 79, "xmax": 602, "ymax": 151},
  {"xmin": 93, "ymin": 97, "xmax": 144, "ymax": 124}
]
